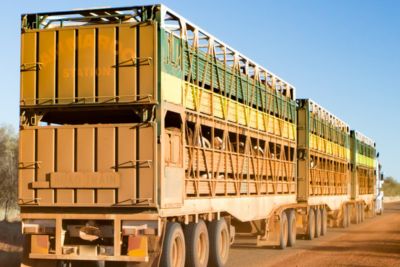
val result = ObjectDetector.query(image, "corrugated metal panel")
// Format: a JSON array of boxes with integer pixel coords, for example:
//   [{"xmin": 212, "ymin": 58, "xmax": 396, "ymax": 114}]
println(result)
[
  {"xmin": 56, "ymin": 128, "xmax": 75, "ymax": 204},
  {"xmin": 36, "ymin": 128, "xmax": 55, "ymax": 204},
  {"xmin": 58, "ymin": 30, "xmax": 76, "ymax": 104},
  {"xmin": 118, "ymin": 25, "xmax": 137, "ymax": 102},
  {"xmin": 57, "ymin": 128, "xmax": 74, "ymax": 172},
  {"xmin": 18, "ymin": 124, "xmax": 156, "ymax": 207},
  {"xmin": 139, "ymin": 23, "xmax": 156, "ymax": 100},
  {"xmin": 117, "ymin": 126, "xmax": 137, "ymax": 203},
  {"xmin": 98, "ymin": 27, "xmax": 116, "ymax": 102},
  {"xmin": 76, "ymin": 128, "xmax": 95, "ymax": 172},
  {"xmin": 77, "ymin": 28, "xmax": 96, "ymax": 103},
  {"xmin": 38, "ymin": 31, "xmax": 56, "ymax": 102},
  {"xmin": 97, "ymin": 127, "xmax": 116, "ymax": 204},
  {"xmin": 76, "ymin": 127, "xmax": 95, "ymax": 204},
  {"xmin": 18, "ymin": 129, "xmax": 35, "ymax": 202},
  {"xmin": 138, "ymin": 125, "xmax": 156, "ymax": 200},
  {"xmin": 20, "ymin": 32, "xmax": 37, "ymax": 105},
  {"xmin": 97, "ymin": 127, "xmax": 115, "ymax": 171}
]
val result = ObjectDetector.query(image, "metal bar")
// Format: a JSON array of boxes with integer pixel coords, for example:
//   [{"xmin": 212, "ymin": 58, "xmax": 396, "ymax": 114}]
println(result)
[
  {"xmin": 114, "ymin": 57, "xmax": 152, "ymax": 67},
  {"xmin": 20, "ymin": 96, "xmax": 157, "ymax": 106},
  {"xmin": 19, "ymin": 161, "xmax": 42, "ymax": 169},
  {"xmin": 29, "ymin": 253, "xmax": 148, "ymax": 262},
  {"xmin": 20, "ymin": 62, "xmax": 43, "ymax": 71}
]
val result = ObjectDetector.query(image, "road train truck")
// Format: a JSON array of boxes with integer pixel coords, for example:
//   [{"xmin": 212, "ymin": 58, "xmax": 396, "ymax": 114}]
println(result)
[{"xmin": 18, "ymin": 4, "xmax": 378, "ymax": 267}]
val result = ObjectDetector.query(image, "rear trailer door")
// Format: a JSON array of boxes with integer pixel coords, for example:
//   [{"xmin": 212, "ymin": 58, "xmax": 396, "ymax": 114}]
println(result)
[
  {"xmin": 20, "ymin": 22, "xmax": 157, "ymax": 107},
  {"xmin": 19, "ymin": 123, "xmax": 157, "ymax": 207}
]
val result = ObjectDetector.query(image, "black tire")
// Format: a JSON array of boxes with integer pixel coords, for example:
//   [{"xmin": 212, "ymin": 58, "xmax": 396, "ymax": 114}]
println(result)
[
  {"xmin": 347, "ymin": 205, "xmax": 351, "ymax": 226},
  {"xmin": 315, "ymin": 208, "xmax": 321, "ymax": 238},
  {"xmin": 208, "ymin": 219, "xmax": 230, "ymax": 267},
  {"xmin": 356, "ymin": 204, "xmax": 361, "ymax": 224},
  {"xmin": 160, "ymin": 222, "xmax": 186, "ymax": 267},
  {"xmin": 306, "ymin": 208, "xmax": 315, "ymax": 240},
  {"xmin": 184, "ymin": 220, "xmax": 209, "ymax": 267},
  {"xmin": 104, "ymin": 262, "xmax": 129, "ymax": 267},
  {"xmin": 377, "ymin": 207, "xmax": 383, "ymax": 215},
  {"xmin": 353, "ymin": 204, "xmax": 358, "ymax": 224},
  {"xmin": 57, "ymin": 261, "xmax": 72, "ymax": 267},
  {"xmin": 279, "ymin": 212, "xmax": 288, "ymax": 249},
  {"xmin": 342, "ymin": 205, "xmax": 348, "ymax": 228},
  {"xmin": 360, "ymin": 204, "xmax": 365, "ymax": 222},
  {"xmin": 286, "ymin": 209, "xmax": 296, "ymax": 247},
  {"xmin": 321, "ymin": 207, "xmax": 328, "ymax": 236},
  {"xmin": 71, "ymin": 261, "xmax": 103, "ymax": 267}
]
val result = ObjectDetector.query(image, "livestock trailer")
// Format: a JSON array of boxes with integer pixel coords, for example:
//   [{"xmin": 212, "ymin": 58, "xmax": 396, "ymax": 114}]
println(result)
[{"xmin": 18, "ymin": 4, "xmax": 378, "ymax": 267}]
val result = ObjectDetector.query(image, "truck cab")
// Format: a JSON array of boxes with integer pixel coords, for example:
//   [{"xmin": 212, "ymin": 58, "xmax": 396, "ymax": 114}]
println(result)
[{"xmin": 375, "ymin": 160, "xmax": 384, "ymax": 215}]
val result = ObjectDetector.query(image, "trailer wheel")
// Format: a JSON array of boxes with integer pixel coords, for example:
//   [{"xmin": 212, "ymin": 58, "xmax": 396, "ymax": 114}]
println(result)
[
  {"xmin": 184, "ymin": 220, "xmax": 209, "ymax": 267},
  {"xmin": 351, "ymin": 203, "xmax": 360, "ymax": 224},
  {"xmin": 105, "ymin": 262, "xmax": 135, "ymax": 267},
  {"xmin": 57, "ymin": 261, "xmax": 72, "ymax": 267},
  {"xmin": 160, "ymin": 222, "xmax": 186, "ymax": 267},
  {"xmin": 306, "ymin": 208, "xmax": 315, "ymax": 240},
  {"xmin": 208, "ymin": 219, "xmax": 230, "ymax": 267},
  {"xmin": 347, "ymin": 204, "xmax": 352, "ymax": 225},
  {"xmin": 356, "ymin": 204, "xmax": 361, "ymax": 224},
  {"xmin": 321, "ymin": 207, "xmax": 328, "ymax": 236},
  {"xmin": 315, "ymin": 208, "xmax": 321, "ymax": 238},
  {"xmin": 360, "ymin": 204, "xmax": 365, "ymax": 222},
  {"xmin": 69, "ymin": 261, "xmax": 104, "ymax": 267},
  {"xmin": 286, "ymin": 210, "xmax": 296, "ymax": 247},
  {"xmin": 377, "ymin": 207, "xmax": 383, "ymax": 215},
  {"xmin": 278, "ymin": 212, "xmax": 288, "ymax": 249},
  {"xmin": 342, "ymin": 205, "xmax": 348, "ymax": 228}
]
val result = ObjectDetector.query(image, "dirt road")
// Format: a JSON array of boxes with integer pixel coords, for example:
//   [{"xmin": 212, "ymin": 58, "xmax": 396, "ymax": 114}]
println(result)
[
  {"xmin": 1, "ymin": 202, "xmax": 399, "ymax": 267},
  {"xmin": 228, "ymin": 202, "xmax": 400, "ymax": 267}
]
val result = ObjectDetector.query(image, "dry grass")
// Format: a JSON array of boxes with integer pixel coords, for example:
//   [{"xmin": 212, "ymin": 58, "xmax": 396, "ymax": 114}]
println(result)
[{"xmin": 383, "ymin": 177, "xmax": 400, "ymax": 196}]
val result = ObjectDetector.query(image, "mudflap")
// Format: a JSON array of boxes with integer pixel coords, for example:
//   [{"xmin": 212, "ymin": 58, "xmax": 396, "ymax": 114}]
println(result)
[{"xmin": 256, "ymin": 214, "xmax": 282, "ymax": 247}]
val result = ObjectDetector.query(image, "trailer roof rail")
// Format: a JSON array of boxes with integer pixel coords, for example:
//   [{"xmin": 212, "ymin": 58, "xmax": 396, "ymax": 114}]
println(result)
[
  {"xmin": 353, "ymin": 130, "xmax": 375, "ymax": 147},
  {"xmin": 158, "ymin": 5, "xmax": 295, "ymax": 99},
  {"xmin": 302, "ymin": 98, "xmax": 350, "ymax": 132},
  {"xmin": 22, "ymin": 4, "xmax": 295, "ymax": 100}
]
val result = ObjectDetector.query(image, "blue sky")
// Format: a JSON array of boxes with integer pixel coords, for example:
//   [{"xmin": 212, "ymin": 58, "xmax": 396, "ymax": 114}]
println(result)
[{"xmin": 1, "ymin": 1, "xmax": 399, "ymax": 179}]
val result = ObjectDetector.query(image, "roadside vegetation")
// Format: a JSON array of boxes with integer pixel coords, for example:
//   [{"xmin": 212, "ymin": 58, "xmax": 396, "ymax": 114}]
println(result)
[
  {"xmin": 383, "ymin": 176, "xmax": 400, "ymax": 197},
  {"xmin": 0, "ymin": 125, "xmax": 19, "ymax": 221}
]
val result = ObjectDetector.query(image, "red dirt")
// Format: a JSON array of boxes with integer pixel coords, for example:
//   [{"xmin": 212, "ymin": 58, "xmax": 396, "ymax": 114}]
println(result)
[{"xmin": 228, "ymin": 202, "xmax": 400, "ymax": 267}]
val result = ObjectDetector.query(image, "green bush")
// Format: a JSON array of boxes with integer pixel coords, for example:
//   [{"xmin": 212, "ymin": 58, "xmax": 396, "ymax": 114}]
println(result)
[
  {"xmin": 382, "ymin": 176, "xmax": 400, "ymax": 196},
  {"xmin": 0, "ymin": 125, "xmax": 19, "ymax": 222}
]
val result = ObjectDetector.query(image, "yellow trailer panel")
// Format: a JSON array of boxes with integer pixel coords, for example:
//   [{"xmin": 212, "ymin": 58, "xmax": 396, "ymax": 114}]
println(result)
[
  {"xmin": 20, "ymin": 23, "xmax": 157, "ymax": 106},
  {"xmin": 118, "ymin": 25, "xmax": 137, "ymax": 101},
  {"xmin": 58, "ymin": 30, "xmax": 76, "ymax": 104},
  {"xmin": 20, "ymin": 32, "xmax": 37, "ymax": 105},
  {"xmin": 98, "ymin": 27, "xmax": 116, "ymax": 102},
  {"xmin": 77, "ymin": 28, "xmax": 96, "ymax": 102}
]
